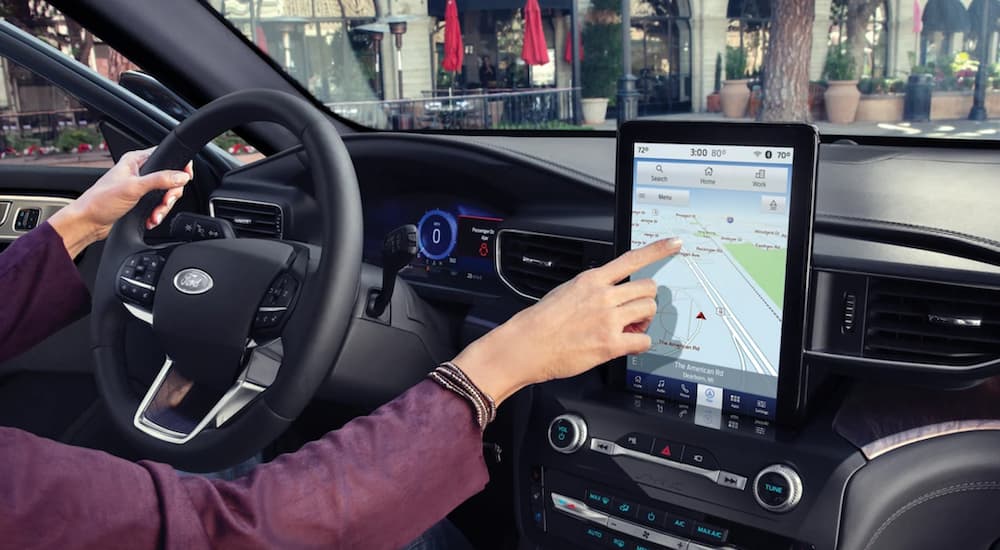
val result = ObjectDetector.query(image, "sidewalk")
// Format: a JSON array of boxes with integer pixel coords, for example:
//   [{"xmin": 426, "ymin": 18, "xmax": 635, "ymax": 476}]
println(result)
[{"xmin": 596, "ymin": 112, "xmax": 1000, "ymax": 140}]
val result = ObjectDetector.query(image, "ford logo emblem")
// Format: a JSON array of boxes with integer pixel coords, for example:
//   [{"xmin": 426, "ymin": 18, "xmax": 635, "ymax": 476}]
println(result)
[{"xmin": 173, "ymin": 268, "xmax": 214, "ymax": 295}]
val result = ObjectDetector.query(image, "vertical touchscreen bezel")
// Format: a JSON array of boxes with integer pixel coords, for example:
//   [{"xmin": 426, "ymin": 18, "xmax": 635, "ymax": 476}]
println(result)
[{"xmin": 610, "ymin": 121, "xmax": 819, "ymax": 425}]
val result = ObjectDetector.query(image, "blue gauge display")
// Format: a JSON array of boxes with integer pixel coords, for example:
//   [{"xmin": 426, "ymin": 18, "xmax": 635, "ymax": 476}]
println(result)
[{"xmin": 417, "ymin": 209, "xmax": 458, "ymax": 260}]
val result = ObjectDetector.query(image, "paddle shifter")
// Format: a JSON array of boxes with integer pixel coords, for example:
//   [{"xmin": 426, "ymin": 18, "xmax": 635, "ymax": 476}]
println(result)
[{"xmin": 366, "ymin": 224, "xmax": 418, "ymax": 318}]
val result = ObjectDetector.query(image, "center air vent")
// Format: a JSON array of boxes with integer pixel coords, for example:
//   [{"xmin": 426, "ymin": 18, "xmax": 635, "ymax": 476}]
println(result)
[
  {"xmin": 210, "ymin": 198, "xmax": 283, "ymax": 239},
  {"xmin": 864, "ymin": 277, "xmax": 1000, "ymax": 365},
  {"xmin": 497, "ymin": 230, "xmax": 612, "ymax": 300}
]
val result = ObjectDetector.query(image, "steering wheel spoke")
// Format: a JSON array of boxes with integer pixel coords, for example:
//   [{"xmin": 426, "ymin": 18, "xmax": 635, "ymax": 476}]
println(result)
[{"xmin": 134, "ymin": 339, "xmax": 284, "ymax": 444}]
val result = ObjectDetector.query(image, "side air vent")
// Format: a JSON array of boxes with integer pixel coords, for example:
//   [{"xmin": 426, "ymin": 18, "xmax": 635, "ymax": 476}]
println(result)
[
  {"xmin": 210, "ymin": 198, "xmax": 283, "ymax": 239},
  {"xmin": 864, "ymin": 277, "xmax": 1000, "ymax": 365},
  {"xmin": 497, "ymin": 230, "xmax": 613, "ymax": 300}
]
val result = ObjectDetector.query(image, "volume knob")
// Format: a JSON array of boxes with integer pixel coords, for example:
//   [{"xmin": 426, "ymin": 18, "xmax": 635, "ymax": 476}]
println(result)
[
  {"xmin": 547, "ymin": 414, "xmax": 588, "ymax": 454},
  {"xmin": 753, "ymin": 464, "xmax": 803, "ymax": 513}
]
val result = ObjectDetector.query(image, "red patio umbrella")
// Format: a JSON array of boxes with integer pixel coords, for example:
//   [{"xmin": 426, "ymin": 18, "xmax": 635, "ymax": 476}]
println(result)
[
  {"xmin": 564, "ymin": 29, "xmax": 583, "ymax": 63},
  {"xmin": 442, "ymin": 0, "xmax": 464, "ymax": 73},
  {"xmin": 521, "ymin": 0, "xmax": 549, "ymax": 66}
]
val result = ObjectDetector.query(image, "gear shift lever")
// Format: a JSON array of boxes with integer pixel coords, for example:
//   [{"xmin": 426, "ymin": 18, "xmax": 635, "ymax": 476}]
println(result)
[{"xmin": 366, "ymin": 224, "xmax": 418, "ymax": 318}]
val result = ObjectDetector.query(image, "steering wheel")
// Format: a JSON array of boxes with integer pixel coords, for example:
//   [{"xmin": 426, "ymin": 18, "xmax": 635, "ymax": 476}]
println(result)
[{"xmin": 91, "ymin": 89, "xmax": 361, "ymax": 472}]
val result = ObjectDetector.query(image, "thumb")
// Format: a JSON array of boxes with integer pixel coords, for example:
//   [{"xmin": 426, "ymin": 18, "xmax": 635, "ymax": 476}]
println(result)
[{"xmin": 135, "ymin": 169, "xmax": 191, "ymax": 194}]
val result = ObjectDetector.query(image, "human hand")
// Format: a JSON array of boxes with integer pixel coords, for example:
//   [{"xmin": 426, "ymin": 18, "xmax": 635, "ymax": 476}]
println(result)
[
  {"xmin": 455, "ymin": 238, "xmax": 682, "ymax": 405},
  {"xmin": 48, "ymin": 147, "xmax": 192, "ymax": 258}
]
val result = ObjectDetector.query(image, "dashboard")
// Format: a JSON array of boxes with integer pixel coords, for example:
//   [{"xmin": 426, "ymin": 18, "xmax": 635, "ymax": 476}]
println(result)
[{"xmin": 209, "ymin": 132, "xmax": 1000, "ymax": 550}]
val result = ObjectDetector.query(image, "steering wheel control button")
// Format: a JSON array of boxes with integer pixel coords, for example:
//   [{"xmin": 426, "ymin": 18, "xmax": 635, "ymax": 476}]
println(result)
[
  {"xmin": 118, "ymin": 253, "xmax": 167, "ymax": 308},
  {"xmin": 617, "ymin": 432, "xmax": 654, "ymax": 454},
  {"xmin": 753, "ymin": 464, "xmax": 803, "ymax": 513},
  {"xmin": 170, "ymin": 213, "xmax": 235, "ymax": 241},
  {"xmin": 717, "ymin": 471, "xmax": 748, "ymax": 491},
  {"xmin": 547, "ymin": 414, "xmax": 587, "ymax": 454},
  {"xmin": 680, "ymin": 446, "xmax": 719, "ymax": 470},
  {"xmin": 262, "ymin": 273, "xmax": 298, "ymax": 308},
  {"xmin": 651, "ymin": 438, "xmax": 685, "ymax": 462}
]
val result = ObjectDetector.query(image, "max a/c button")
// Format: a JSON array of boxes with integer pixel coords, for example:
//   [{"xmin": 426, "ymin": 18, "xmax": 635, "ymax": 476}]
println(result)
[{"xmin": 692, "ymin": 520, "xmax": 729, "ymax": 544}]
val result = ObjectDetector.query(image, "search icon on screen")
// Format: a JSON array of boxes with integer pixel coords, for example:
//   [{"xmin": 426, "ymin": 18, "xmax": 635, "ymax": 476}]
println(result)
[{"xmin": 655, "ymin": 164, "xmax": 663, "ymax": 173}]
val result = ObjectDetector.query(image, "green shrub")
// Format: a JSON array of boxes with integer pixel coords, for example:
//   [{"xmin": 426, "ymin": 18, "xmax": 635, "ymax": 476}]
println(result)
[
  {"xmin": 580, "ymin": 0, "xmax": 622, "ymax": 100},
  {"xmin": 713, "ymin": 52, "xmax": 722, "ymax": 92},
  {"xmin": 54, "ymin": 127, "xmax": 101, "ymax": 152},
  {"xmin": 824, "ymin": 47, "xmax": 857, "ymax": 81},
  {"xmin": 725, "ymin": 46, "xmax": 747, "ymax": 80}
]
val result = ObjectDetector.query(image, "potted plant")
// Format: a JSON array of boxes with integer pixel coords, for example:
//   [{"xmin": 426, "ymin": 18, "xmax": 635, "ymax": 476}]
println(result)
[
  {"xmin": 580, "ymin": 0, "xmax": 622, "ymax": 125},
  {"xmin": 706, "ymin": 53, "xmax": 722, "ymax": 113},
  {"xmin": 855, "ymin": 77, "xmax": 904, "ymax": 122},
  {"xmin": 720, "ymin": 46, "xmax": 749, "ymax": 118},
  {"xmin": 823, "ymin": 46, "xmax": 860, "ymax": 124}
]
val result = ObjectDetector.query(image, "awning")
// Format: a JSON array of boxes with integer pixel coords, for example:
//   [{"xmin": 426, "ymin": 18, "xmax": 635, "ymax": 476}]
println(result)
[
  {"xmin": 922, "ymin": 0, "xmax": 970, "ymax": 33},
  {"xmin": 726, "ymin": 0, "xmax": 770, "ymax": 20},
  {"xmin": 429, "ymin": 0, "xmax": 571, "ymax": 18},
  {"xmin": 967, "ymin": 0, "xmax": 1000, "ymax": 30}
]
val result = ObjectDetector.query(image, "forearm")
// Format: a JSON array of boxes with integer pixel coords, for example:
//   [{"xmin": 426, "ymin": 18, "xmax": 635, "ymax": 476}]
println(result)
[
  {"xmin": 0, "ymin": 222, "xmax": 90, "ymax": 363},
  {"xmin": 0, "ymin": 380, "xmax": 488, "ymax": 550}
]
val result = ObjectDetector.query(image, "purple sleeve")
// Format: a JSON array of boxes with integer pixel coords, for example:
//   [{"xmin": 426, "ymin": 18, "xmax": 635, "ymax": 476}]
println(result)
[
  {"xmin": 0, "ymin": 379, "xmax": 489, "ymax": 549},
  {"xmin": 0, "ymin": 221, "xmax": 90, "ymax": 363}
]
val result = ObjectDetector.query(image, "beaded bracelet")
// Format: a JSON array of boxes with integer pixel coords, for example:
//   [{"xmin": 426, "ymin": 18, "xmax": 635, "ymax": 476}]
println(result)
[{"xmin": 427, "ymin": 361, "xmax": 496, "ymax": 431}]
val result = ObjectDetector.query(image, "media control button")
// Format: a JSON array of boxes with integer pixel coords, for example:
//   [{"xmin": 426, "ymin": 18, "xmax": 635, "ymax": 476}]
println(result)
[
  {"xmin": 717, "ymin": 471, "xmax": 748, "ymax": 490},
  {"xmin": 680, "ymin": 446, "xmax": 719, "ymax": 470},
  {"xmin": 691, "ymin": 521, "xmax": 729, "ymax": 544},
  {"xmin": 585, "ymin": 489, "xmax": 614, "ymax": 511},
  {"xmin": 611, "ymin": 497, "xmax": 639, "ymax": 519},
  {"xmin": 548, "ymin": 414, "xmax": 588, "ymax": 454},
  {"xmin": 753, "ymin": 464, "xmax": 803, "ymax": 513},
  {"xmin": 650, "ymin": 438, "xmax": 684, "ymax": 462},
  {"xmin": 636, "ymin": 505, "xmax": 666, "ymax": 529},
  {"xmin": 618, "ymin": 432, "xmax": 654, "ymax": 454},
  {"xmin": 663, "ymin": 513, "xmax": 693, "ymax": 536}
]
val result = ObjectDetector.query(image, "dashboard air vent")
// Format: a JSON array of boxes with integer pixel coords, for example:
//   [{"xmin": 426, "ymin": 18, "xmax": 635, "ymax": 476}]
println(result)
[
  {"xmin": 210, "ymin": 198, "xmax": 283, "ymax": 239},
  {"xmin": 497, "ymin": 230, "xmax": 612, "ymax": 300},
  {"xmin": 864, "ymin": 277, "xmax": 1000, "ymax": 365}
]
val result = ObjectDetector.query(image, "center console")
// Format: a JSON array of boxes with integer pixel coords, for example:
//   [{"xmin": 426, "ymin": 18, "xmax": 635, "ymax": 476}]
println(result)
[{"xmin": 513, "ymin": 123, "xmax": 866, "ymax": 550}]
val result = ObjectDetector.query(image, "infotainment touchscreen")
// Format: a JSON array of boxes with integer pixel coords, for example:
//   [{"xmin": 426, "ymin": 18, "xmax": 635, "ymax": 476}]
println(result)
[{"xmin": 614, "ymin": 122, "xmax": 817, "ymax": 424}]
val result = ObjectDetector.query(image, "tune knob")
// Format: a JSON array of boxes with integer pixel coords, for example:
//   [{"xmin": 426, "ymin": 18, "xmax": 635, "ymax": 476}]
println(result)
[
  {"xmin": 753, "ymin": 464, "xmax": 803, "ymax": 513},
  {"xmin": 547, "ymin": 414, "xmax": 588, "ymax": 454}
]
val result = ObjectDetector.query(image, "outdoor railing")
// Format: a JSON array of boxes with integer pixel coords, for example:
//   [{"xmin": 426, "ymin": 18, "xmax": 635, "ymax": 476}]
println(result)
[
  {"xmin": 0, "ymin": 108, "xmax": 100, "ymax": 152},
  {"xmin": 326, "ymin": 87, "xmax": 580, "ymax": 131}
]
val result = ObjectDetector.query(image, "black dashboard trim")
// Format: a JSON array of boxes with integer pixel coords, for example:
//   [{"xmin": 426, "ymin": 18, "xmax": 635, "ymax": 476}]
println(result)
[{"xmin": 815, "ymin": 214, "xmax": 1000, "ymax": 268}]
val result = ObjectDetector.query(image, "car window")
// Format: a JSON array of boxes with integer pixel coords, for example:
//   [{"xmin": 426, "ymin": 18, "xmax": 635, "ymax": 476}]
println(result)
[
  {"xmin": 0, "ymin": 1, "xmax": 264, "ymax": 163},
  {"xmin": 207, "ymin": 0, "xmax": 1000, "ymax": 140}
]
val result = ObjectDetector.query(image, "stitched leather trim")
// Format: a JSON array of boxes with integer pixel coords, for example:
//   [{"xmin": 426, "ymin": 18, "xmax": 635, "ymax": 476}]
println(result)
[{"xmin": 862, "ymin": 481, "xmax": 1000, "ymax": 550}]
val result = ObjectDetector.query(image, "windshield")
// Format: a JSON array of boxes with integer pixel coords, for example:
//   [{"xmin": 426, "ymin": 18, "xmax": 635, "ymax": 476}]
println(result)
[{"xmin": 208, "ymin": 0, "xmax": 1000, "ymax": 139}]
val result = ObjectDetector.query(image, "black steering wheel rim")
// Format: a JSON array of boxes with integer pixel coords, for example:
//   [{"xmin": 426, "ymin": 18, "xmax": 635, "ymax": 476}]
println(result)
[{"xmin": 91, "ymin": 89, "xmax": 362, "ymax": 472}]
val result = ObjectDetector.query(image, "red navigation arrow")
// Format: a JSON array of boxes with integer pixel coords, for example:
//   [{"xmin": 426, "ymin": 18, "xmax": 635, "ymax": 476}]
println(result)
[{"xmin": 696, "ymin": 312, "xmax": 706, "ymax": 320}]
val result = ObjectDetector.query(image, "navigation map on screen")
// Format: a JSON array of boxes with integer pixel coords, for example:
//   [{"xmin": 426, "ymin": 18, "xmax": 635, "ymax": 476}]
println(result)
[{"xmin": 626, "ymin": 142, "xmax": 793, "ymax": 420}]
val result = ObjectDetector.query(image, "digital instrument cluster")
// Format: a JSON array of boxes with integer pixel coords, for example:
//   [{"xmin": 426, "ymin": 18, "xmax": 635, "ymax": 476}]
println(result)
[{"xmin": 366, "ymin": 195, "xmax": 505, "ymax": 294}]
